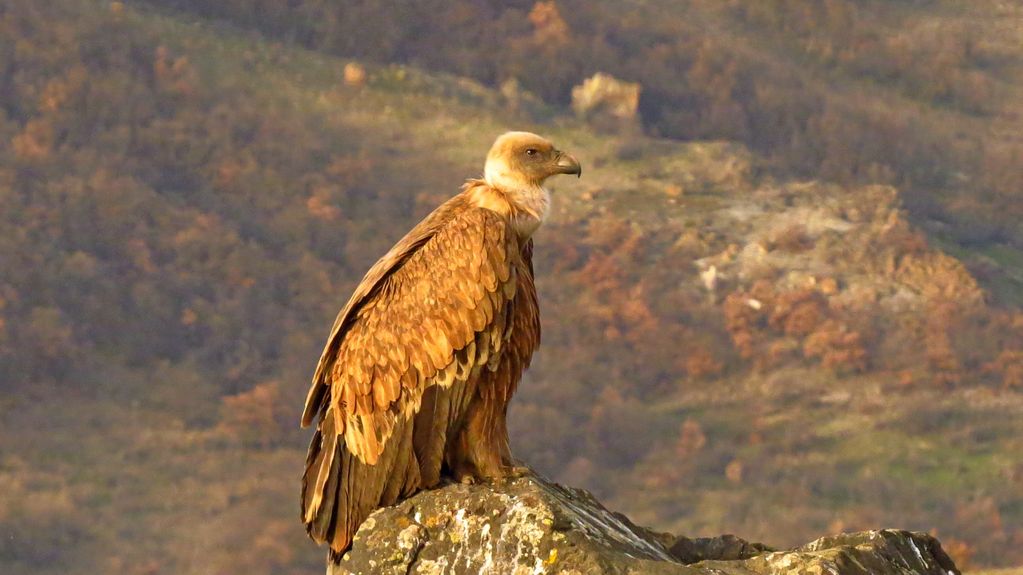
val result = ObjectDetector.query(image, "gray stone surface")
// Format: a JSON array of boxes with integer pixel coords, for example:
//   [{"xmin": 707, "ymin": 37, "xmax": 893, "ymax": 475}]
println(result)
[{"xmin": 327, "ymin": 471, "xmax": 960, "ymax": 575}]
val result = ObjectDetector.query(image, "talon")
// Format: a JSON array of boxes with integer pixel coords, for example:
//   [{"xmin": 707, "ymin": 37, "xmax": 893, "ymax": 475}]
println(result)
[
  {"xmin": 493, "ymin": 465, "xmax": 531, "ymax": 483},
  {"xmin": 506, "ymin": 465, "xmax": 531, "ymax": 478}
]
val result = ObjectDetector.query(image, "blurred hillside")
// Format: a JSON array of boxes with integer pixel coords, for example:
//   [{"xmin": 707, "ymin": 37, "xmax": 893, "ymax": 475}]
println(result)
[
  {"xmin": 148, "ymin": 0, "xmax": 1023, "ymax": 305},
  {"xmin": 0, "ymin": 1, "xmax": 1022, "ymax": 574}
]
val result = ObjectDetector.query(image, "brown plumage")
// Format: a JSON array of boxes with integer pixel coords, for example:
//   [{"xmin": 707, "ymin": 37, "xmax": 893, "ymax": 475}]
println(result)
[{"xmin": 300, "ymin": 132, "xmax": 581, "ymax": 560}]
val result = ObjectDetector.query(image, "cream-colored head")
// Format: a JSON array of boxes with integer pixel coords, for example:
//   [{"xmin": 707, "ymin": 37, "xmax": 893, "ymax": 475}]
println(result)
[{"xmin": 484, "ymin": 131, "xmax": 581, "ymax": 194}]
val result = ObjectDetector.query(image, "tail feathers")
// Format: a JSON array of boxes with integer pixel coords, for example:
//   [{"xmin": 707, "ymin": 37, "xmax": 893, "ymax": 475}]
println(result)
[
  {"xmin": 302, "ymin": 410, "xmax": 340, "ymax": 542},
  {"xmin": 303, "ymin": 407, "xmax": 422, "ymax": 562},
  {"xmin": 380, "ymin": 411, "xmax": 420, "ymax": 505}
]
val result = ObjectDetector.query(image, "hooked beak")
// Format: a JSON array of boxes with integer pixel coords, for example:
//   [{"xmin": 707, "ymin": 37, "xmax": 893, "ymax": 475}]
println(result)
[{"xmin": 554, "ymin": 152, "xmax": 582, "ymax": 178}]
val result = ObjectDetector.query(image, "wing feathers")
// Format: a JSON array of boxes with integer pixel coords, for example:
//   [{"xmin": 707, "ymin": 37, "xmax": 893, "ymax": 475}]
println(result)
[
  {"xmin": 379, "ymin": 416, "xmax": 414, "ymax": 506},
  {"xmin": 310, "ymin": 437, "xmax": 339, "ymax": 539},
  {"xmin": 303, "ymin": 203, "xmax": 530, "ymax": 554},
  {"xmin": 302, "ymin": 196, "xmax": 465, "ymax": 428}
]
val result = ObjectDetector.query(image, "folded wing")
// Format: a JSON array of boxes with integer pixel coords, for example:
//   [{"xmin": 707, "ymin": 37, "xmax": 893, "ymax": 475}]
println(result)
[{"xmin": 300, "ymin": 204, "xmax": 520, "ymax": 556}]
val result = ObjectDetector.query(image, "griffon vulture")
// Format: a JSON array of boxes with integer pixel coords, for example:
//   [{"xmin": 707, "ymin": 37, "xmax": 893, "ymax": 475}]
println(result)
[{"xmin": 300, "ymin": 131, "xmax": 581, "ymax": 561}]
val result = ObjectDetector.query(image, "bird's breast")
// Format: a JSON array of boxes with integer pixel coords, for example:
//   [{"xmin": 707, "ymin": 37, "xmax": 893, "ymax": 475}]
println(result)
[
  {"xmin": 465, "ymin": 182, "xmax": 548, "ymax": 239},
  {"xmin": 511, "ymin": 212, "xmax": 544, "ymax": 238},
  {"xmin": 507, "ymin": 186, "xmax": 549, "ymax": 239}
]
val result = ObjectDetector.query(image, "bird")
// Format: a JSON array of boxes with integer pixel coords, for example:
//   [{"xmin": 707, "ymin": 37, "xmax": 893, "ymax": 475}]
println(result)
[{"xmin": 300, "ymin": 131, "xmax": 581, "ymax": 561}]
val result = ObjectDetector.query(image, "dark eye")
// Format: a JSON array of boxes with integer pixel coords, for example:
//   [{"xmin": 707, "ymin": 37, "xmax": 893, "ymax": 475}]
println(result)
[{"xmin": 525, "ymin": 148, "xmax": 538, "ymax": 156}]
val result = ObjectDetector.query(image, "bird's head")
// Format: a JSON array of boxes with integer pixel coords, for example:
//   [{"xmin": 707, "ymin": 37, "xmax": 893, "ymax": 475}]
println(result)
[{"xmin": 484, "ymin": 131, "xmax": 581, "ymax": 193}]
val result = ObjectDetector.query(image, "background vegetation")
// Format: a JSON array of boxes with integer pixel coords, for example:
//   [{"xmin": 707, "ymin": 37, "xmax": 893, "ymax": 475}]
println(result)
[{"xmin": 1, "ymin": 1, "xmax": 1021, "ymax": 573}]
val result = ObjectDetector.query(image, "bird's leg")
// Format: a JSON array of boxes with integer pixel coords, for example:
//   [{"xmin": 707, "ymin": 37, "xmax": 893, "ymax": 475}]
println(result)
[
  {"xmin": 493, "ymin": 408, "xmax": 531, "ymax": 480},
  {"xmin": 444, "ymin": 444, "xmax": 482, "ymax": 485},
  {"xmin": 448, "ymin": 396, "xmax": 513, "ymax": 483}
]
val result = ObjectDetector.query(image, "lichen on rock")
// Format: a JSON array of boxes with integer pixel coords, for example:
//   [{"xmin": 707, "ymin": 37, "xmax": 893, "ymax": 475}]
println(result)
[{"xmin": 325, "ymin": 471, "xmax": 960, "ymax": 575}]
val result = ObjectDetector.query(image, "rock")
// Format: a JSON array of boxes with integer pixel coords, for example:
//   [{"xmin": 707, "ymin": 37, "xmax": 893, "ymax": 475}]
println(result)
[
  {"xmin": 664, "ymin": 533, "xmax": 770, "ymax": 564},
  {"xmin": 327, "ymin": 471, "xmax": 961, "ymax": 575},
  {"xmin": 571, "ymin": 73, "xmax": 641, "ymax": 133}
]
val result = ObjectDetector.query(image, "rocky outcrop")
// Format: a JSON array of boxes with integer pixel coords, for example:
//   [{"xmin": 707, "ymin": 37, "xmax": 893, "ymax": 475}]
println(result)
[
  {"xmin": 327, "ymin": 471, "xmax": 959, "ymax": 575},
  {"xmin": 571, "ymin": 72, "xmax": 642, "ymax": 132}
]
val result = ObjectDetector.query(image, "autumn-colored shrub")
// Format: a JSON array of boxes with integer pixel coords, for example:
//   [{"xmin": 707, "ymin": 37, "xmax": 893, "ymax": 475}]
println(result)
[
  {"xmin": 683, "ymin": 346, "xmax": 723, "ymax": 379},
  {"xmin": 217, "ymin": 382, "xmax": 286, "ymax": 447},
  {"xmin": 923, "ymin": 302, "xmax": 964, "ymax": 387},
  {"xmin": 769, "ymin": 288, "xmax": 826, "ymax": 337},
  {"xmin": 985, "ymin": 349, "xmax": 1023, "ymax": 390},
  {"xmin": 675, "ymin": 419, "xmax": 707, "ymax": 458},
  {"xmin": 724, "ymin": 282, "xmax": 865, "ymax": 373},
  {"xmin": 528, "ymin": 1, "xmax": 570, "ymax": 47},
  {"xmin": 723, "ymin": 288, "xmax": 767, "ymax": 360},
  {"xmin": 938, "ymin": 536, "xmax": 974, "ymax": 571},
  {"xmin": 802, "ymin": 319, "xmax": 867, "ymax": 373}
]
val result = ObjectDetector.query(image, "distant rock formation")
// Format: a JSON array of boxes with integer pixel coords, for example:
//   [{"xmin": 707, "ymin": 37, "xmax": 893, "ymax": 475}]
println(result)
[
  {"xmin": 571, "ymin": 73, "xmax": 641, "ymax": 133},
  {"xmin": 326, "ymin": 471, "xmax": 960, "ymax": 575}
]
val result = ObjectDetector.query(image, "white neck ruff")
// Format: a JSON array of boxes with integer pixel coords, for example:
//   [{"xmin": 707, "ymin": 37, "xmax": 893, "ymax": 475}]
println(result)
[{"xmin": 484, "ymin": 162, "xmax": 550, "ymax": 238}]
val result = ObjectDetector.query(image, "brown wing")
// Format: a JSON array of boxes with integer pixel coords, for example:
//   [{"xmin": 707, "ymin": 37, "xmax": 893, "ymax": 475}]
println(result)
[
  {"xmin": 301, "ymin": 194, "xmax": 471, "ymax": 428},
  {"xmin": 301, "ymin": 204, "xmax": 520, "ymax": 556}
]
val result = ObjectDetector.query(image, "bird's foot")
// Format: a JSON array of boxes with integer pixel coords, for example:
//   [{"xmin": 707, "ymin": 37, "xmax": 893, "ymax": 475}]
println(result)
[
  {"xmin": 454, "ymin": 472, "xmax": 478, "ymax": 485},
  {"xmin": 502, "ymin": 465, "xmax": 532, "ymax": 479},
  {"xmin": 499, "ymin": 456, "xmax": 532, "ymax": 478}
]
